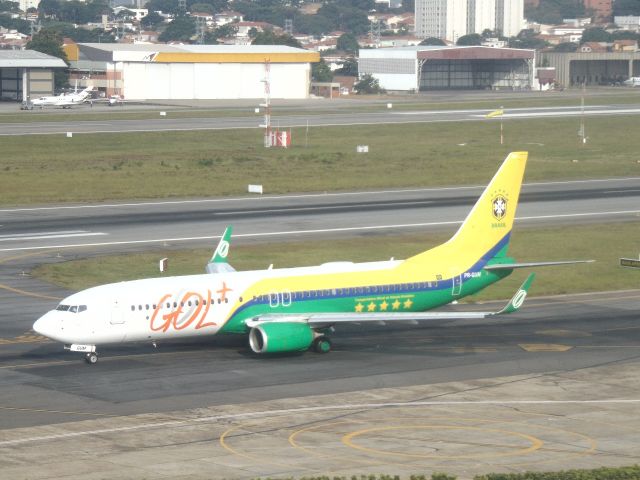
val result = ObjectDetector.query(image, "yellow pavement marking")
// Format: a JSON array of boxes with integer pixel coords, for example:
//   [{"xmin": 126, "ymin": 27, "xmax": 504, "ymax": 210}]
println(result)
[
  {"xmin": 0, "ymin": 405, "xmax": 117, "ymax": 417},
  {"xmin": 342, "ymin": 424, "xmax": 544, "ymax": 459},
  {"xmin": 0, "ymin": 283, "xmax": 61, "ymax": 301},
  {"xmin": 518, "ymin": 344, "xmax": 573, "ymax": 352}
]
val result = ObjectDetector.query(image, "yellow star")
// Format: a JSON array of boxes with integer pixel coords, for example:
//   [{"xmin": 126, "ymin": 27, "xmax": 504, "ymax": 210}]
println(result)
[
  {"xmin": 392, "ymin": 299, "xmax": 401, "ymax": 310},
  {"xmin": 403, "ymin": 298, "xmax": 413, "ymax": 309},
  {"xmin": 367, "ymin": 302, "xmax": 376, "ymax": 312},
  {"xmin": 379, "ymin": 300, "xmax": 388, "ymax": 311},
  {"xmin": 355, "ymin": 303, "xmax": 364, "ymax": 312}
]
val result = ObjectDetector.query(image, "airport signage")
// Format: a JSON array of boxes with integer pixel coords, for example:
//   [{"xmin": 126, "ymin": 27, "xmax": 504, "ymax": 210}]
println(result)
[{"xmin": 620, "ymin": 258, "xmax": 640, "ymax": 269}]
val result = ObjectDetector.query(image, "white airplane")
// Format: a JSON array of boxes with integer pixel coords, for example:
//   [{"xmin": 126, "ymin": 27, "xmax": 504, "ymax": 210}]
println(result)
[
  {"xmin": 31, "ymin": 85, "xmax": 94, "ymax": 109},
  {"xmin": 33, "ymin": 152, "xmax": 590, "ymax": 364},
  {"xmin": 623, "ymin": 77, "xmax": 640, "ymax": 87}
]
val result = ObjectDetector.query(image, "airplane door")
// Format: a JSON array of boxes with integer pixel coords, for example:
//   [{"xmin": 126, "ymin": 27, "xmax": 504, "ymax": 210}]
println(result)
[
  {"xmin": 451, "ymin": 274, "xmax": 462, "ymax": 297},
  {"xmin": 281, "ymin": 291, "xmax": 291, "ymax": 307},
  {"xmin": 110, "ymin": 303, "xmax": 125, "ymax": 325}
]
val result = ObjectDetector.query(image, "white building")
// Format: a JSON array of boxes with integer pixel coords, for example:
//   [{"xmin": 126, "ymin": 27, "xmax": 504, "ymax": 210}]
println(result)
[
  {"xmin": 468, "ymin": 0, "xmax": 495, "ymax": 36},
  {"xmin": 64, "ymin": 44, "xmax": 319, "ymax": 100},
  {"xmin": 416, "ymin": 0, "xmax": 468, "ymax": 42},
  {"xmin": 495, "ymin": 0, "xmax": 523, "ymax": 38},
  {"xmin": 18, "ymin": 0, "xmax": 39, "ymax": 11},
  {"xmin": 614, "ymin": 16, "xmax": 640, "ymax": 32}
]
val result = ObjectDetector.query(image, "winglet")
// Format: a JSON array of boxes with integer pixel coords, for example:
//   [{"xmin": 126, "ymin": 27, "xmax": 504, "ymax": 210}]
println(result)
[
  {"xmin": 205, "ymin": 226, "xmax": 236, "ymax": 274},
  {"xmin": 210, "ymin": 226, "xmax": 232, "ymax": 263},
  {"xmin": 496, "ymin": 273, "xmax": 535, "ymax": 315}
]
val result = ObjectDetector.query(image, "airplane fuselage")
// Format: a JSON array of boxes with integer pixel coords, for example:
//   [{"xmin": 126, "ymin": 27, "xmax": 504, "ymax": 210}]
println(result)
[{"xmin": 35, "ymin": 258, "xmax": 508, "ymax": 347}]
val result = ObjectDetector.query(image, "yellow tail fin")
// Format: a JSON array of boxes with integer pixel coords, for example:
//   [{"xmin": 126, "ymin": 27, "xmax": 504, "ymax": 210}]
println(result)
[{"xmin": 405, "ymin": 151, "xmax": 528, "ymax": 270}]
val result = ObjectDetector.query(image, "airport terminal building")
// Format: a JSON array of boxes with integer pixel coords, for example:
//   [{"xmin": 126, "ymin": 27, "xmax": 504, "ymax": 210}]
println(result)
[
  {"xmin": 358, "ymin": 46, "xmax": 535, "ymax": 91},
  {"xmin": 63, "ymin": 43, "xmax": 320, "ymax": 100}
]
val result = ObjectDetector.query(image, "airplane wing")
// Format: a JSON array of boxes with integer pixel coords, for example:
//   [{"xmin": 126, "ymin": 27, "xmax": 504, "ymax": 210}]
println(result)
[
  {"xmin": 247, "ymin": 274, "xmax": 535, "ymax": 329},
  {"xmin": 484, "ymin": 260, "xmax": 593, "ymax": 271}
]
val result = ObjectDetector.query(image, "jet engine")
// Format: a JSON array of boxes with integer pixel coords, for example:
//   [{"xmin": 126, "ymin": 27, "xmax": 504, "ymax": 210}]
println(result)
[{"xmin": 248, "ymin": 321, "xmax": 314, "ymax": 354}]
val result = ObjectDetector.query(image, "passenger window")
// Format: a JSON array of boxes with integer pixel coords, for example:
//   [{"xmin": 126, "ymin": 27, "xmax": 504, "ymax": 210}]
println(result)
[
  {"xmin": 239, "ymin": 297, "xmax": 243, "ymax": 302},
  {"xmin": 188, "ymin": 301, "xmax": 192, "ymax": 307},
  {"xmin": 145, "ymin": 304, "xmax": 149, "ymax": 310},
  {"xmin": 195, "ymin": 300, "xmax": 199, "ymax": 306},
  {"xmin": 131, "ymin": 306, "xmax": 135, "ymax": 311},
  {"xmin": 152, "ymin": 304, "xmax": 156, "ymax": 309},
  {"xmin": 166, "ymin": 302, "xmax": 170, "ymax": 308},
  {"xmin": 173, "ymin": 302, "xmax": 177, "ymax": 308},
  {"xmin": 138, "ymin": 305, "xmax": 142, "ymax": 311}
]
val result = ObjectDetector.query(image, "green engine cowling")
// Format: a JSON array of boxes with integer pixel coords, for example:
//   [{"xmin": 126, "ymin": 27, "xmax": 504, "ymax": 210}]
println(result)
[{"xmin": 249, "ymin": 321, "xmax": 314, "ymax": 354}]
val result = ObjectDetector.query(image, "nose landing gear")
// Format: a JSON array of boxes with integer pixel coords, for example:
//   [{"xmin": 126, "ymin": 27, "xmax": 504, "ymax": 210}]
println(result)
[{"xmin": 85, "ymin": 352, "xmax": 99, "ymax": 364}]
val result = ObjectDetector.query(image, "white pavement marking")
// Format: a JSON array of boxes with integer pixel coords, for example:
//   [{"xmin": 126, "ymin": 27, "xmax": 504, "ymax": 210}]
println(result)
[
  {"xmin": 0, "ymin": 398, "xmax": 638, "ymax": 447},
  {"xmin": 395, "ymin": 105, "xmax": 611, "ymax": 115},
  {"xmin": 0, "ymin": 210, "xmax": 638, "ymax": 253},
  {"xmin": 0, "ymin": 177, "xmax": 638, "ymax": 214},
  {"xmin": 473, "ymin": 108, "xmax": 640, "ymax": 118},
  {"xmin": 0, "ymin": 232, "xmax": 106, "ymax": 243}
]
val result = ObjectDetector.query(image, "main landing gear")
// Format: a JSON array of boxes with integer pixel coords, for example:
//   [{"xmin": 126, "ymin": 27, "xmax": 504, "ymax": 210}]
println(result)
[{"xmin": 312, "ymin": 336, "xmax": 332, "ymax": 354}]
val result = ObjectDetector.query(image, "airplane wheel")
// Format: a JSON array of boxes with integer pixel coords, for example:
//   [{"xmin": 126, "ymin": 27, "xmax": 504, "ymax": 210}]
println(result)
[
  {"xmin": 313, "ymin": 336, "xmax": 332, "ymax": 354},
  {"xmin": 85, "ymin": 352, "xmax": 98, "ymax": 365}
]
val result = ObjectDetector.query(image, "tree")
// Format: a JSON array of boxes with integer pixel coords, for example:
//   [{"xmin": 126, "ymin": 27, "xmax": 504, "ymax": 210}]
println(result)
[
  {"xmin": 508, "ymin": 29, "xmax": 549, "ymax": 49},
  {"xmin": 312, "ymin": 59, "xmax": 333, "ymax": 82},
  {"xmin": 419, "ymin": 36, "xmax": 445, "ymax": 46},
  {"xmin": 354, "ymin": 74, "xmax": 384, "ymax": 94},
  {"xmin": 189, "ymin": 2, "xmax": 213, "ymax": 13},
  {"xmin": 141, "ymin": 11, "xmax": 165, "ymax": 30},
  {"xmin": 553, "ymin": 42, "xmax": 578, "ymax": 52},
  {"xmin": 27, "ymin": 28, "xmax": 69, "ymax": 88},
  {"xmin": 336, "ymin": 32, "xmax": 359, "ymax": 53},
  {"xmin": 613, "ymin": 0, "xmax": 640, "ymax": 16},
  {"xmin": 252, "ymin": 29, "xmax": 302, "ymax": 47},
  {"xmin": 456, "ymin": 33, "xmax": 482, "ymax": 45},
  {"xmin": 158, "ymin": 14, "xmax": 196, "ymax": 42},
  {"xmin": 335, "ymin": 57, "xmax": 358, "ymax": 76},
  {"xmin": 581, "ymin": 27, "xmax": 611, "ymax": 44}
]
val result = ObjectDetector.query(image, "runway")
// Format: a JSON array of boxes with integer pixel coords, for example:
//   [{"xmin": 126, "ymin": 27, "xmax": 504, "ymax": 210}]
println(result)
[
  {"xmin": 2, "ymin": 103, "xmax": 640, "ymax": 136},
  {"xmin": 0, "ymin": 177, "xmax": 639, "ymax": 253}
]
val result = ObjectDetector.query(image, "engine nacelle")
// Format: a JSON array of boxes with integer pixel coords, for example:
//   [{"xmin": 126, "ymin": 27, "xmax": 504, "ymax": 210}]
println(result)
[{"xmin": 249, "ymin": 321, "xmax": 314, "ymax": 354}]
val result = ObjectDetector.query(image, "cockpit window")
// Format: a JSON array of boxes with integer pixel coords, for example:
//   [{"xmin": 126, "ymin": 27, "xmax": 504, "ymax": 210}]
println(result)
[{"xmin": 55, "ymin": 304, "xmax": 87, "ymax": 313}]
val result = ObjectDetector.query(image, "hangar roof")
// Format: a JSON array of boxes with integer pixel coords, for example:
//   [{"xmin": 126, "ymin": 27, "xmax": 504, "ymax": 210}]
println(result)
[
  {"xmin": 359, "ymin": 46, "xmax": 534, "ymax": 60},
  {"xmin": 65, "ymin": 43, "xmax": 319, "ymax": 64},
  {"xmin": 0, "ymin": 50, "xmax": 67, "ymax": 68}
]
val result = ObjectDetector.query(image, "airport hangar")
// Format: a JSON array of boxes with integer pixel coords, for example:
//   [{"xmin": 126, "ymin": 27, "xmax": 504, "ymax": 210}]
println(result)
[
  {"xmin": 542, "ymin": 51, "xmax": 640, "ymax": 87},
  {"xmin": 0, "ymin": 50, "xmax": 67, "ymax": 102},
  {"xmin": 63, "ymin": 43, "xmax": 320, "ymax": 100},
  {"xmin": 358, "ymin": 46, "xmax": 535, "ymax": 91}
]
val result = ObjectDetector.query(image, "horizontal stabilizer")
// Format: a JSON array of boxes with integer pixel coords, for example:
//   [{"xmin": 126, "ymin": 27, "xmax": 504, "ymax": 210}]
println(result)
[{"xmin": 484, "ymin": 260, "xmax": 594, "ymax": 271}]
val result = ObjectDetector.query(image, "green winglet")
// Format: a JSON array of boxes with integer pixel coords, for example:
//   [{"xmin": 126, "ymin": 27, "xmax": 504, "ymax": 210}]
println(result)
[
  {"xmin": 209, "ymin": 225, "xmax": 233, "ymax": 264},
  {"xmin": 498, "ymin": 273, "xmax": 536, "ymax": 314}
]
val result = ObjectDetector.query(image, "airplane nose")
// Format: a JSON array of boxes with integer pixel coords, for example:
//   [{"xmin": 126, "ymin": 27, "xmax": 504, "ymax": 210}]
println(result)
[{"xmin": 33, "ymin": 312, "xmax": 58, "ymax": 339}]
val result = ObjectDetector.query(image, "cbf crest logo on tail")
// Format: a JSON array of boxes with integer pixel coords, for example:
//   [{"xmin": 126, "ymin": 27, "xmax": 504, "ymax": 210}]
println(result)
[{"xmin": 491, "ymin": 189, "xmax": 508, "ymax": 228}]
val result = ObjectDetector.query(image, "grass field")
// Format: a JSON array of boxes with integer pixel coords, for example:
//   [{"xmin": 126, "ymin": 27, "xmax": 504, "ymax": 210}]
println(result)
[
  {"xmin": 33, "ymin": 222, "xmax": 640, "ymax": 299},
  {"xmin": 0, "ymin": 114, "xmax": 639, "ymax": 206}
]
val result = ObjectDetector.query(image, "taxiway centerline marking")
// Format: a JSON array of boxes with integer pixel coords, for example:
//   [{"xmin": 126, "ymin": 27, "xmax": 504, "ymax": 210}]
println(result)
[
  {"xmin": 0, "ymin": 209, "xmax": 638, "ymax": 253},
  {"xmin": 1, "ymin": 398, "xmax": 638, "ymax": 447}
]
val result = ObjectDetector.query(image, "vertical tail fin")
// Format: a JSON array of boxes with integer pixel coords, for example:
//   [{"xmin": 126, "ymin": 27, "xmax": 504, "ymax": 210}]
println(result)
[{"xmin": 405, "ymin": 152, "xmax": 528, "ymax": 269}]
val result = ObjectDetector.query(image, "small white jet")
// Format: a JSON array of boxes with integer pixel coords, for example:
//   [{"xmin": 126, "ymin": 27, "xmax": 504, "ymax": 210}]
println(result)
[
  {"xmin": 31, "ymin": 85, "xmax": 94, "ymax": 109},
  {"xmin": 623, "ymin": 77, "xmax": 640, "ymax": 87},
  {"xmin": 33, "ymin": 152, "xmax": 590, "ymax": 364}
]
